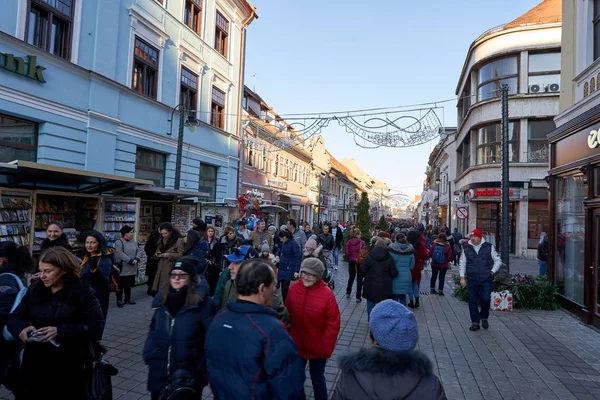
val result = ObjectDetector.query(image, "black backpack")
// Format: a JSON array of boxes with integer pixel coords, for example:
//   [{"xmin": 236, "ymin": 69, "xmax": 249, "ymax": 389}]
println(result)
[{"xmin": 159, "ymin": 369, "xmax": 197, "ymax": 400}]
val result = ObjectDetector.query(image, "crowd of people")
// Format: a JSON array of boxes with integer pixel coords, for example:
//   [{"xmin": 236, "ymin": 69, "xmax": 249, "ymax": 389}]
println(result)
[{"xmin": 0, "ymin": 216, "xmax": 480, "ymax": 399}]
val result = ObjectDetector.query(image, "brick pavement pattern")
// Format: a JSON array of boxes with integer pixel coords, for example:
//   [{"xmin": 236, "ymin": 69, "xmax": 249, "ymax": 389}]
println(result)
[{"xmin": 2, "ymin": 259, "xmax": 600, "ymax": 399}]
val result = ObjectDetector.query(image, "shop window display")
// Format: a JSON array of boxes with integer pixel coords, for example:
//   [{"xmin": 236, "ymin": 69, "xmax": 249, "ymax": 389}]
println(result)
[
  {"xmin": 0, "ymin": 191, "xmax": 32, "ymax": 246},
  {"xmin": 555, "ymin": 174, "xmax": 586, "ymax": 305}
]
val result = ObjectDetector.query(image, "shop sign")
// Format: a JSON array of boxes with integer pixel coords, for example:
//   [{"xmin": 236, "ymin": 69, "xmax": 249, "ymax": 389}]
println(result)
[
  {"xmin": 467, "ymin": 188, "xmax": 514, "ymax": 198},
  {"xmin": 267, "ymin": 179, "xmax": 287, "ymax": 190},
  {"xmin": 589, "ymin": 130, "xmax": 600, "ymax": 149},
  {"xmin": 0, "ymin": 52, "xmax": 46, "ymax": 83},
  {"xmin": 291, "ymin": 205, "xmax": 301, "ymax": 210}
]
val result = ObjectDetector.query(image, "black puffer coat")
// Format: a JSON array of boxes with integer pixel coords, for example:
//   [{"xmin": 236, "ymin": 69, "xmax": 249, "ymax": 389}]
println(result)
[
  {"xmin": 143, "ymin": 285, "xmax": 216, "ymax": 393},
  {"xmin": 360, "ymin": 246, "xmax": 398, "ymax": 303},
  {"xmin": 7, "ymin": 278, "xmax": 105, "ymax": 398},
  {"xmin": 40, "ymin": 233, "xmax": 73, "ymax": 252},
  {"xmin": 333, "ymin": 348, "xmax": 447, "ymax": 400}
]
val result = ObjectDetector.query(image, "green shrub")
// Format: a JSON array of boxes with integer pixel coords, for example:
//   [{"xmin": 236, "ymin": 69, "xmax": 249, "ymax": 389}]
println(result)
[{"xmin": 452, "ymin": 275, "xmax": 559, "ymax": 311}]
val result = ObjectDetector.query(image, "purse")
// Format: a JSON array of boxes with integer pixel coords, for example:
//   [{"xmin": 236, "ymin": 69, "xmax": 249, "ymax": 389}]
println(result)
[
  {"xmin": 159, "ymin": 369, "xmax": 197, "ymax": 400},
  {"xmin": 87, "ymin": 343, "xmax": 118, "ymax": 400}
]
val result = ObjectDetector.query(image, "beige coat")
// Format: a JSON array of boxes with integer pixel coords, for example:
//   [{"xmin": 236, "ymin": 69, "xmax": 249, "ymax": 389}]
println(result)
[{"xmin": 151, "ymin": 237, "xmax": 185, "ymax": 292}]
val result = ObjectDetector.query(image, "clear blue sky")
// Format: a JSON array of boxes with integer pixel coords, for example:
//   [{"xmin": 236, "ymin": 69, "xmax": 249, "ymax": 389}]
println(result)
[{"xmin": 244, "ymin": 0, "xmax": 543, "ymax": 199}]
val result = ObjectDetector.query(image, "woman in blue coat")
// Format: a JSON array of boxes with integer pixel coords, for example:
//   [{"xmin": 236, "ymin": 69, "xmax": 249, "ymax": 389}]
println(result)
[
  {"xmin": 143, "ymin": 256, "xmax": 216, "ymax": 399},
  {"xmin": 80, "ymin": 230, "xmax": 114, "ymax": 319},
  {"xmin": 387, "ymin": 233, "xmax": 414, "ymax": 306},
  {"xmin": 276, "ymin": 230, "xmax": 300, "ymax": 302}
]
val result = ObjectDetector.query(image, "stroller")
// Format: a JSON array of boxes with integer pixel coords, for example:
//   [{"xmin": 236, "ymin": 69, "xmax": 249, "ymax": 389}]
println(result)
[{"xmin": 322, "ymin": 250, "xmax": 335, "ymax": 290}]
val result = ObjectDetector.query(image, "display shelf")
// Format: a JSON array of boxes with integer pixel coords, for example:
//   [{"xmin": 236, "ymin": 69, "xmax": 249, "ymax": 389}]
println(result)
[{"xmin": 0, "ymin": 191, "xmax": 32, "ymax": 247}]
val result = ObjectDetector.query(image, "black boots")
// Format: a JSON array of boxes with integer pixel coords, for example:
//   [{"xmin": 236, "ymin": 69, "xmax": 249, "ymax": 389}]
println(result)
[
  {"xmin": 126, "ymin": 299, "xmax": 136, "ymax": 305},
  {"xmin": 469, "ymin": 323, "xmax": 480, "ymax": 332},
  {"xmin": 117, "ymin": 300, "xmax": 124, "ymax": 308},
  {"xmin": 408, "ymin": 301, "xmax": 415, "ymax": 309},
  {"xmin": 481, "ymin": 319, "xmax": 489, "ymax": 329},
  {"xmin": 415, "ymin": 297, "xmax": 420, "ymax": 308}
]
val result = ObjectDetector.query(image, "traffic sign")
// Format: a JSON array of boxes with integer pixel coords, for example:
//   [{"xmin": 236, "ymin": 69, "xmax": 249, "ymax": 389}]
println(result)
[{"xmin": 456, "ymin": 207, "xmax": 468, "ymax": 220}]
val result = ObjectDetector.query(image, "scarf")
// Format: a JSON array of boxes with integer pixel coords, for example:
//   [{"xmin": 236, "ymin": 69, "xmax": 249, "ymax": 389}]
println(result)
[{"xmin": 80, "ymin": 247, "xmax": 115, "ymax": 272}]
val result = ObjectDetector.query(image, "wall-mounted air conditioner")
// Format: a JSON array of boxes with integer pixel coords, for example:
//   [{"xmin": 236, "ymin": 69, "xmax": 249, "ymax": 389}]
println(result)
[
  {"xmin": 548, "ymin": 83, "xmax": 560, "ymax": 93},
  {"xmin": 529, "ymin": 84, "xmax": 543, "ymax": 93}
]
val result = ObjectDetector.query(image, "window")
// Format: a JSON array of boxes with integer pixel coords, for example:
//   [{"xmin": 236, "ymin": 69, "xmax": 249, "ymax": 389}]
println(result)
[
  {"xmin": 528, "ymin": 120, "xmax": 554, "ymax": 162},
  {"xmin": 458, "ymin": 79, "xmax": 471, "ymax": 124},
  {"xmin": 0, "ymin": 114, "xmax": 37, "ymax": 163},
  {"xmin": 528, "ymin": 201, "xmax": 549, "ymax": 249},
  {"xmin": 274, "ymin": 155, "xmax": 279, "ymax": 176},
  {"xmin": 180, "ymin": 67, "xmax": 198, "ymax": 121},
  {"xmin": 199, "ymin": 164, "xmax": 217, "ymax": 201},
  {"xmin": 477, "ymin": 57, "xmax": 518, "ymax": 101},
  {"xmin": 476, "ymin": 122, "xmax": 519, "ymax": 164},
  {"xmin": 528, "ymin": 52, "xmax": 560, "ymax": 91},
  {"xmin": 135, "ymin": 148, "xmax": 166, "ymax": 187},
  {"xmin": 457, "ymin": 136, "xmax": 471, "ymax": 175},
  {"xmin": 595, "ymin": 0, "xmax": 600, "ymax": 60},
  {"xmin": 211, "ymin": 87, "xmax": 225, "ymax": 129},
  {"xmin": 184, "ymin": 0, "xmax": 202, "ymax": 36},
  {"xmin": 214, "ymin": 11, "xmax": 229, "ymax": 57},
  {"xmin": 26, "ymin": 0, "xmax": 74, "ymax": 60},
  {"xmin": 132, "ymin": 37, "xmax": 159, "ymax": 99}
]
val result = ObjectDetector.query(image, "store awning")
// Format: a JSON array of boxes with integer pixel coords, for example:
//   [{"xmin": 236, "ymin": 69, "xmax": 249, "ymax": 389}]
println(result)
[
  {"xmin": 0, "ymin": 160, "xmax": 153, "ymax": 194},
  {"xmin": 133, "ymin": 185, "xmax": 210, "ymax": 201}
]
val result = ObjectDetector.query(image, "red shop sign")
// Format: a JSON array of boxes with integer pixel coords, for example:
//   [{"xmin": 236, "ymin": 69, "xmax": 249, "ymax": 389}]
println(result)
[{"xmin": 468, "ymin": 188, "xmax": 514, "ymax": 198}]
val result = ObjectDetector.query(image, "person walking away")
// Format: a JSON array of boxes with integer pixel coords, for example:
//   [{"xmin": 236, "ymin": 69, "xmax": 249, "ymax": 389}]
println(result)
[
  {"xmin": 215, "ymin": 246, "xmax": 289, "ymax": 327},
  {"xmin": 344, "ymin": 229, "xmax": 366, "ymax": 302},
  {"xmin": 151, "ymin": 222, "xmax": 185, "ymax": 296},
  {"xmin": 537, "ymin": 233, "xmax": 549, "ymax": 277},
  {"xmin": 183, "ymin": 229, "xmax": 208, "ymax": 277},
  {"xmin": 430, "ymin": 233, "xmax": 453, "ymax": 295},
  {"xmin": 8, "ymin": 247, "xmax": 105, "ymax": 399},
  {"xmin": 0, "ymin": 242, "xmax": 33, "ymax": 396},
  {"xmin": 143, "ymin": 256, "xmax": 216, "ymax": 399},
  {"xmin": 451, "ymin": 229, "xmax": 463, "ymax": 265},
  {"xmin": 250, "ymin": 220, "xmax": 274, "ymax": 251},
  {"xmin": 114, "ymin": 225, "xmax": 140, "ymax": 308},
  {"xmin": 333, "ymin": 300, "xmax": 446, "ymax": 399},
  {"xmin": 276, "ymin": 230, "xmax": 301, "ymax": 302},
  {"xmin": 361, "ymin": 238, "xmax": 398, "ymax": 318},
  {"xmin": 330, "ymin": 221, "xmax": 344, "ymax": 270},
  {"xmin": 190, "ymin": 218, "xmax": 207, "ymax": 240},
  {"xmin": 318, "ymin": 223, "xmax": 336, "ymax": 269},
  {"xmin": 407, "ymin": 229, "xmax": 430, "ymax": 309},
  {"xmin": 459, "ymin": 228, "xmax": 502, "ymax": 331},
  {"xmin": 40, "ymin": 220, "xmax": 73, "ymax": 252},
  {"xmin": 144, "ymin": 227, "xmax": 160, "ymax": 296},
  {"xmin": 286, "ymin": 258, "xmax": 341, "ymax": 400},
  {"xmin": 287, "ymin": 219, "xmax": 306, "ymax": 254},
  {"xmin": 205, "ymin": 260, "xmax": 305, "ymax": 399},
  {"xmin": 80, "ymin": 230, "xmax": 114, "ymax": 319},
  {"xmin": 388, "ymin": 233, "xmax": 414, "ymax": 306}
]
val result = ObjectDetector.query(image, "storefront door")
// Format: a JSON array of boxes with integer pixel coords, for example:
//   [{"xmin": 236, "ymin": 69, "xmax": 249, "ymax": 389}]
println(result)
[
  {"xmin": 476, "ymin": 202, "xmax": 516, "ymax": 253},
  {"xmin": 593, "ymin": 209, "xmax": 600, "ymax": 316}
]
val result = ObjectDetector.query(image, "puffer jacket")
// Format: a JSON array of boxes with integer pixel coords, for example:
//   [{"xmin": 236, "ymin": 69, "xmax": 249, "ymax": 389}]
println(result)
[
  {"xmin": 430, "ymin": 240, "xmax": 453, "ymax": 269},
  {"xmin": 277, "ymin": 238, "xmax": 301, "ymax": 281},
  {"xmin": 333, "ymin": 348, "xmax": 447, "ymax": 400},
  {"xmin": 285, "ymin": 280, "xmax": 340, "ymax": 359},
  {"xmin": 40, "ymin": 233, "xmax": 73, "ymax": 252},
  {"xmin": 143, "ymin": 286, "xmax": 216, "ymax": 393},
  {"xmin": 388, "ymin": 243, "xmax": 414, "ymax": 295},
  {"xmin": 205, "ymin": 301, "xmax": 305, "ymax": 400},
  {"xmin": 360, "ymin": 246, "xmax": 398, "ymax": 303},
  {"xmin": 344, "ymin": 238, "xmax": 365, "ymax": 262}
]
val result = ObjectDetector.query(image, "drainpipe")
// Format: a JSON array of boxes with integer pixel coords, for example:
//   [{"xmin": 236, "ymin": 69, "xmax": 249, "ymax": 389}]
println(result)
[{"xmin": 236, "ymin": 7, "xmax": 258, "ymax": 197}]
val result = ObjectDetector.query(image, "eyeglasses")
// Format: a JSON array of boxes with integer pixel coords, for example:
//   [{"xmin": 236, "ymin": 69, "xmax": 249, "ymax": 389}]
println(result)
[
  {"xmin": 170, "ymin": 273, "xmax": 189, "ymax": 280},
  {"xmin": 300, "ymin": 271, "xmax": 318, "ymax": 279}
]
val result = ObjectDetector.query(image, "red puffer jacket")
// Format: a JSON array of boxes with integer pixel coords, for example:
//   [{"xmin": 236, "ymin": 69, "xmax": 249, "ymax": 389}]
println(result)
[
  {"xmin": 345, "ymin": 238, "xmax": 365, "ymax": 262},
  {"xmin": 285, "ymin": 280, "xmax": 341, "ymax": 359},
  {"xmin": 411, "ymin": 235, "xmax": 431, "ymax": 283}
]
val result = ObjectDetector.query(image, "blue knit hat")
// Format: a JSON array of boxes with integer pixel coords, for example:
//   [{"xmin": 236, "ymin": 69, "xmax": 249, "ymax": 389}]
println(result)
[{"xmin": 370, "ymin": 300, "xmax": 418, "ymax": 352}]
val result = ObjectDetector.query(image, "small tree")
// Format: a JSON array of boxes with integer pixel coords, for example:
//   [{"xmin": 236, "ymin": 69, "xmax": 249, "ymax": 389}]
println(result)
[
  {"xmin": 378, "ymin": 215, "xmax": 389, "ymax": 232},
  {"xmin": 356, "ymin": 192, "xmax": 371, "ymax": 243}
]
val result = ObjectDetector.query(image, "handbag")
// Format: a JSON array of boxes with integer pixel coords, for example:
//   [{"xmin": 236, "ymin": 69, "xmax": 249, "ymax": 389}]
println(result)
[
  {"xmin": 87, "ymin": 343, "xmax": 118, "ymax": 400},
  {"xmin": 159, "ymin": 369, "xmax": 197, "ymax": 400}
]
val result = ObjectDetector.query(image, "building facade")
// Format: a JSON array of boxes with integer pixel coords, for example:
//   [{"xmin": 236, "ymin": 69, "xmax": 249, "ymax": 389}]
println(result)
[
  {"xmin": 0, "ymin": 0, "xmax": 255, "ymax": 198},
  {"xmin": 452, "ymin": 0, "xmax": 561, "ymax": 258},
  {"xmin": 342, "ymin": 157, "xmax": 391, "ymax": 222},
  {"xmin": 328, "ymin": 152, "xmax": 360, "ymax": 223},
  {"xmin": 548, "ymin": 0, "xmax": 600, "ymax": 325}
]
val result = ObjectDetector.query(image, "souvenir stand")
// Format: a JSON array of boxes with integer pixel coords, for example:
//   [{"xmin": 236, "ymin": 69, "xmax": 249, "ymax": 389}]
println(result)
[{"xmin": 198, "ymin": 199, "xmax": 239, "ymax": 237}]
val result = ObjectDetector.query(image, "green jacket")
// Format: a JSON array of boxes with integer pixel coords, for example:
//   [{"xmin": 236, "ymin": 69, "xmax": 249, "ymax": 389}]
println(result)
[{"xmin": 214, "ymin": 268, "xmax": 290, "ymax": 328}]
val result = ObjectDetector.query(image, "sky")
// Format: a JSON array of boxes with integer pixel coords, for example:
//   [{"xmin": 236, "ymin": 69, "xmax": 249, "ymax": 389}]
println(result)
[{"xmin": 244, "ymin": 0, "xmax": 543, "ymax": 199}]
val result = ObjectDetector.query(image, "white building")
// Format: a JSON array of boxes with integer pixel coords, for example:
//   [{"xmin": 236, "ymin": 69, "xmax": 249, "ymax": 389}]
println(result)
[{"xmin": 453, "ymin": 0, "xmax": 561, "ymax": 258}]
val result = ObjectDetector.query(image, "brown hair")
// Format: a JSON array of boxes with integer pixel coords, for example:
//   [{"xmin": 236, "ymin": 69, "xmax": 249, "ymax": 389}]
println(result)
[
  {"xmin": 348, "ymin": 229, "xmax": 356, "ymax": 239},
  {"xmin": 160, "ymin": 275, "xmax": 201, "ymax": 307},
  {"xmin": 438, "ymin": 232, "xmax": 447, "ymax": 241},
  {"xmin": 39, "ymin": 247, "xmax": 81, "ymax": 279},
  {"xmin": 224, "ymin": 226, "xmax": 235, "ymax": 235}
]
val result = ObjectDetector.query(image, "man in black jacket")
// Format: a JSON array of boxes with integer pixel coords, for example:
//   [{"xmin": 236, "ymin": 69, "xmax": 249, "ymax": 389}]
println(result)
[
  {"xmin": 318, "ymin": 223, "xmax": 335, "ymax": 268},
  {"xmin": 330, "ymin": 221, "xmax": 344, "ymax": 270}
]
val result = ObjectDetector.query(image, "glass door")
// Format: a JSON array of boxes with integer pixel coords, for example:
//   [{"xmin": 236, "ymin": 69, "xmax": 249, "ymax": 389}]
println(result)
[{"xmin": 595, "ymin": 210, "xmax": 600, "ymax": 316}]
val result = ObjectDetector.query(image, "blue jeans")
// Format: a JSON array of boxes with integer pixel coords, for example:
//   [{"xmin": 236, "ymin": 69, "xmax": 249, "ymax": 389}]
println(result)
[
  {"xmin": 333, "ymin": 246, "xmax": 339, "ymax": 266},
  {"xmin": 467, "ymin": 279, "xmax": 493, "ymax": 324},
  {"xmin": 538, "ymin": 260, "xmax": 548, "ymax": 276},
  {"xmin": 408, "ymin": 280, "xmax": 419, "ymax": 302},
  {"xmin": 302, "ymin": 358, "xmax": 328, "ymax": 400},
  {"xmin": 392, "ymin": 294, "xmax": 407, "ymax": 306},
  {"xmin": 366, "ymin": 300, "xmax": 376, "ymax": 319}
]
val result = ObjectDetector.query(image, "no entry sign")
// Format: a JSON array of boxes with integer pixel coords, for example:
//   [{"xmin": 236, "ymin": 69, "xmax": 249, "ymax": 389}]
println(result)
[{"xmin": 456, "ymin": 207, "xmax": 468, "ymax": 220}]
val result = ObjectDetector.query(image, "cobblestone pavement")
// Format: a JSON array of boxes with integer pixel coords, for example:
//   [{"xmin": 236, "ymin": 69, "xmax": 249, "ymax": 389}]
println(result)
[{"xmin": 3, "ymin": 260, "xmax": 600, "ymax": 399}]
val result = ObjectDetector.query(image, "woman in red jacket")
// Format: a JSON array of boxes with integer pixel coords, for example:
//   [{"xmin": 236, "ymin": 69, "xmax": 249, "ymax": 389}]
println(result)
[
  {"xmin": 286, "ymin": 257, "xmax": 341, "ymax": 400},
  {"xmin": 407, "ymin": 229, "xmax": 430, "ymax": 309}
]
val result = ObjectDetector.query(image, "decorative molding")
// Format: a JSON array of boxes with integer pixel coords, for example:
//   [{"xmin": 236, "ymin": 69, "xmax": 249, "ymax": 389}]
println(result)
[
  {"xmin": 88, "ymin": 110, "xmax": 121, "ymax": 125},
  {"xmin": 128, "ymin": 5, "xmax": 169, "ymax": 47}
]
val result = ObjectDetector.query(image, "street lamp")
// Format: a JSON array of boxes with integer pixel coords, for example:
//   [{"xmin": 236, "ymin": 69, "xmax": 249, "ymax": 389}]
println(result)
[
  {"xmin": 167, "ymin": 104, "xmax": 200, "ymax": 190},
  {"xmin": 316, "ymin": 171, "xmax": 327, "ymax": 227},
  {"xmin": 435, "ymin": 171, "xmax": 452, "ymax": 232}
]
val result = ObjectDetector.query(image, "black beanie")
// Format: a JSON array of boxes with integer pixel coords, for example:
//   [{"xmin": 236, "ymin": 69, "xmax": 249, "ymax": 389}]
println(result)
[{"xmin": 172, "ymin": 256, "xmax": 198, "ymax": 278}]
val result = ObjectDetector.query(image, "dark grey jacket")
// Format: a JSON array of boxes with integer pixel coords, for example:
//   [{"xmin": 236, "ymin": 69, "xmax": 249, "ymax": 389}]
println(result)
[{"xmin": 333, "ymin": 348, "xmax": 446, "ymax": 400}]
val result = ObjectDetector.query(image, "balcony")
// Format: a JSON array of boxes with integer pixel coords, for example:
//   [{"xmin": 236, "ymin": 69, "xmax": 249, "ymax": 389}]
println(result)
[{"xmin": 575, "ymin": 58, "xmax": 600, "ymax": 105}]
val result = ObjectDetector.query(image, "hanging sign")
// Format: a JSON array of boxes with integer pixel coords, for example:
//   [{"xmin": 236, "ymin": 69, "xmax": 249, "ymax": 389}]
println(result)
[{"xmin": 456, "ymin": 207, "xmax": 468, "ymax": 220}]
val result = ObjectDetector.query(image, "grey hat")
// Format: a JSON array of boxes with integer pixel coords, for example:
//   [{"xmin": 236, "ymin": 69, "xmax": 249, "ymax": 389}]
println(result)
[
  {"xmin": 300, "ymin": 257, "xmax": 324, "ymax": 278},
  {"xmin": 261, "ymin": 241, "xmax": 270, "ymax": 253}
]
